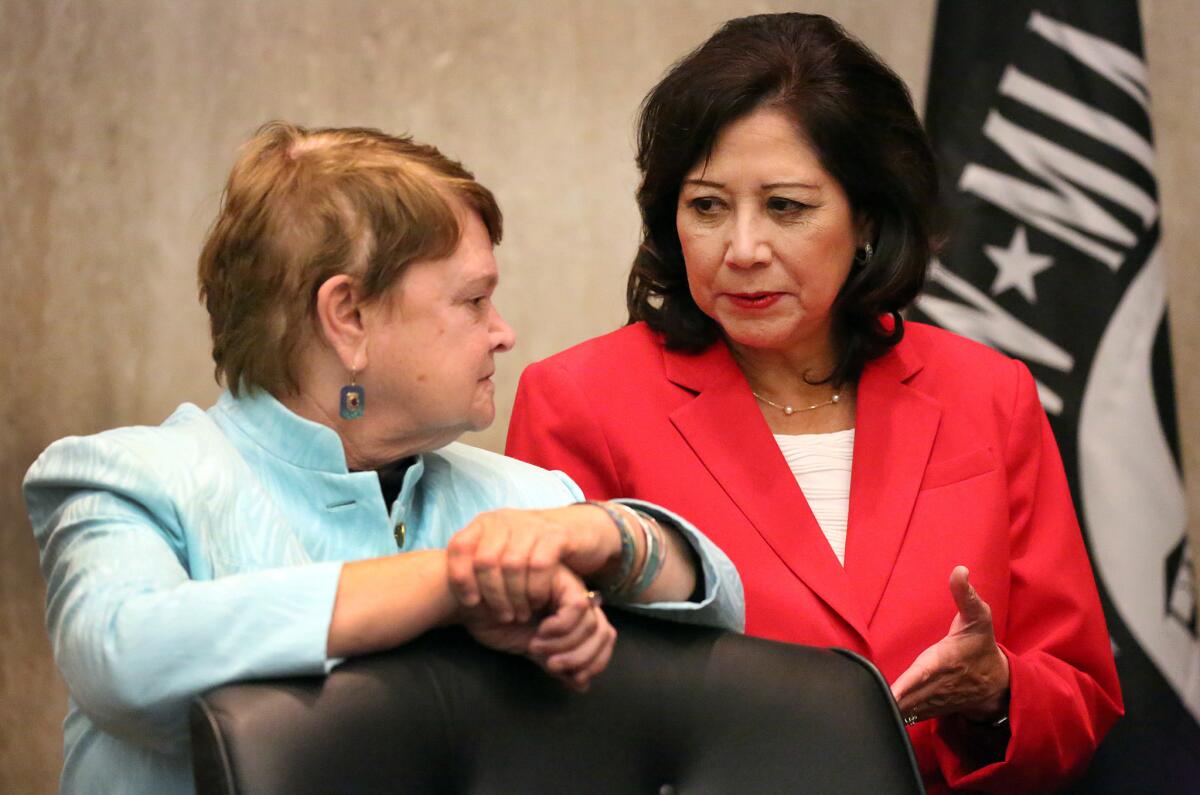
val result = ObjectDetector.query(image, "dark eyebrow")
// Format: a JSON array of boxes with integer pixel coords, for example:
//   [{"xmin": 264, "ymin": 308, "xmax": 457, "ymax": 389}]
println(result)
[
  {"xmin": 681, "ymin": 178, "xmax": 819, "ymax": 191},
  {"xmin": 762, "ymin": 182, "xmax": 819, "ymax": 190}
]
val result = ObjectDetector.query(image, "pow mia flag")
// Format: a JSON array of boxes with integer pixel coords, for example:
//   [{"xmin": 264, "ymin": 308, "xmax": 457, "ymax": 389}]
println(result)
[{"xmin": 914, "ymin": 2, "xmax": 1200, "ymax": 790}]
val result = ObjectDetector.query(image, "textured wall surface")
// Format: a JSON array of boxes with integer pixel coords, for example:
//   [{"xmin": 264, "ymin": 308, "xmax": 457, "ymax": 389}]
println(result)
[{"xmin": 1, "ymin": 1, "xmax": 1195, "ymax": 790}]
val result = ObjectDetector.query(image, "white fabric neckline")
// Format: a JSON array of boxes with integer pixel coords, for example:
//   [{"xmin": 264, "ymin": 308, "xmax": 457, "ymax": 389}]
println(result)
[
  {"xmin": 772, "ymin": 428, "xmax": 854, "ymax": 565},
  {"xmin": 772, "ymin": 428, "xmax": 856, "ymax": 441}
]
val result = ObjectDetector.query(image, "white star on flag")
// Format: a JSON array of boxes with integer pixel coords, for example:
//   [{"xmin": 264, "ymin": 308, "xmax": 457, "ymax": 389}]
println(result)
[{"xmin": 985, "ymin": 225, "xmax": 1055, "ymax": 303}]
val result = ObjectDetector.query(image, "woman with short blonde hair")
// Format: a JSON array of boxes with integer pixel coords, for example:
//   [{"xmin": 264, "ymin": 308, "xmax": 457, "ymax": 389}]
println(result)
[{"xmin": 25, "ymin": 121, "xmax": 742, "ymax": 794}]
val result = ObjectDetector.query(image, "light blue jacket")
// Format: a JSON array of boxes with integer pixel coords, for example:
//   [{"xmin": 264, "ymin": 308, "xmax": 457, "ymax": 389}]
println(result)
[{"xmin": 24, "ymin": 390, "xmax": 743, "ymax": 794}]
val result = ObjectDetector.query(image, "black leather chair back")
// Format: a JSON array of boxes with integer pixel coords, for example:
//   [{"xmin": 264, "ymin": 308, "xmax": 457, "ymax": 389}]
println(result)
[{"xmin": 192, "ymin": 613, "xmax": 923, "ymax": 794}]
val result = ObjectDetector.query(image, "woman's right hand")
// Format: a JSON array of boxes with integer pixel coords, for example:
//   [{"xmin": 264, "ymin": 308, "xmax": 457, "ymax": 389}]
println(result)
[
  {"xmin": 446, "ymin": 506, "xmax": 620, "ymax": 624},
  {"xmin": 890, "ymin": 566, "xmax": 1010, "ymax": 724},
  {"xmin": 463, "ymin": 564, "xmax": 616, "ymax": 692}
]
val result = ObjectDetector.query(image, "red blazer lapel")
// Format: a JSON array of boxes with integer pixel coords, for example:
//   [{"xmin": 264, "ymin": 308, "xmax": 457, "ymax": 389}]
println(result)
[
  {"xmin": 845, "ymin": 339, "xmax": 941, "ymax": 627},
  {"xmin": 663, "ymin": 342, "xmax": 870, "ymax": 643}
]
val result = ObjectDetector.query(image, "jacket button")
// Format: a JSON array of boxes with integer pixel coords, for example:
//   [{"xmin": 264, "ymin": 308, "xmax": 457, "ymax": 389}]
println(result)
[{"xmin": 394, "ymin": 521, "xmax": 406, "ymax": 549}]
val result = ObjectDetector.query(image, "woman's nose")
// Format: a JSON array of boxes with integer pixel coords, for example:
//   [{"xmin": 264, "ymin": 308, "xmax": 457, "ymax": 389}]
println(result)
[
  {"xmin": 724, "ymin": 213, "xmax": 771, "ymax": 268},
  {"xmin": 490, "ymin": 305, "xmax": 516, "ymax": 352}
]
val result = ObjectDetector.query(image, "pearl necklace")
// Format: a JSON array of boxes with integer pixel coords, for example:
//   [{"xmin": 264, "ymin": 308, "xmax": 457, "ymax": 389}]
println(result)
[{"xmin": 751, "ymin": 390, "xmax": 841, "ymax": 416}]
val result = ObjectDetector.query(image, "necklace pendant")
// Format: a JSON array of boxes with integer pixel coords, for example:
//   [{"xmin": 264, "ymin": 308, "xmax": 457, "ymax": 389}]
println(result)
[{"xmin": 784, "ymin": 406, "xmax": 795, "ymax": 416}]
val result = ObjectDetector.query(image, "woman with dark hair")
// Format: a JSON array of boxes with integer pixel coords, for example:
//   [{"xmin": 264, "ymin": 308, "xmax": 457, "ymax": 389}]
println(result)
[{"xmin": 507, "ymin": 13, "xmax": 1121, "ymax": 792}]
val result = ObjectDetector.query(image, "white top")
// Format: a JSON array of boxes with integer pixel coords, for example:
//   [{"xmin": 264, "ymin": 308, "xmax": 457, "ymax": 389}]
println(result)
[{"xmin": 773, "ymin": 429, "xmax": 855, "ymax": 565}]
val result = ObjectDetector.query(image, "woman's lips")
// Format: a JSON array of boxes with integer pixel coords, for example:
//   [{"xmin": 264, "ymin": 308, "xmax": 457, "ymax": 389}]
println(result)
[{"xmin": 725, "ymin": 292, "xmax": 784, "ymax": 310}]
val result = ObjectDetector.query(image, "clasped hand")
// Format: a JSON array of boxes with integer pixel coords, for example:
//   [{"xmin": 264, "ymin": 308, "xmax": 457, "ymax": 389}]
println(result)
[
  {"xmin": 447, "ymin": 507, "xmax": 617, "ymax": 692},
  {"xmin": 890, "ymin": 566, "xmax": 1011, "ymax": 725}
]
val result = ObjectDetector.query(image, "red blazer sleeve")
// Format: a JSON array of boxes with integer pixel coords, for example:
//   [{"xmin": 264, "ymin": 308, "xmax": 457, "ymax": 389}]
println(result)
[
  {"xmin": 931, "ymin": 360, "xmax": 1123, "ymax": 791},
  {"xmin": 507, "ymin": 359, "xmax": 624, "ymax": 500}
]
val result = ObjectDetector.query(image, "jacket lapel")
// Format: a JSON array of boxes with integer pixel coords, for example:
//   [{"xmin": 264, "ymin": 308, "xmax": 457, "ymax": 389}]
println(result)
[
  {"xmin": 844, "ymin": 341, "xmax": 941, "ymax": 626},
  {"xmin": 664, "ymin": 342, "xmax": 871, "ymax": 643}
]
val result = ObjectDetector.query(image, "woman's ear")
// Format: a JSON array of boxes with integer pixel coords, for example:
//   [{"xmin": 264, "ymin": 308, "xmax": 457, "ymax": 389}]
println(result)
[
  {"xmin": 314, "ymin": 275, "xmax": 368, "ymax": 372},
  {"xmin": 856, "ymin": 212, "xmax": 877, "ymax": 249}
]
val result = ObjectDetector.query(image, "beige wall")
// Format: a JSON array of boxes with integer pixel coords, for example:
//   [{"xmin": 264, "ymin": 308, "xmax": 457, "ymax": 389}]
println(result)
[{"xmin": 2, "ymin": 1, "xmax": 1196, "ymax": 790}]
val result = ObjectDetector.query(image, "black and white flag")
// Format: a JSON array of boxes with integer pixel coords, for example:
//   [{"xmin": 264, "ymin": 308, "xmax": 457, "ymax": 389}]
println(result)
[{"xmin": 915, "ymin": 2, "xmax": 1199, "ymax": 790}]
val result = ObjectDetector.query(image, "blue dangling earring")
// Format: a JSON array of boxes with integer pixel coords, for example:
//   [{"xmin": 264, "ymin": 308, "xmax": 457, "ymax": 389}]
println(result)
[{"xmin": 339, "ymin": 370, "xmax": 365, "ymax": 420}]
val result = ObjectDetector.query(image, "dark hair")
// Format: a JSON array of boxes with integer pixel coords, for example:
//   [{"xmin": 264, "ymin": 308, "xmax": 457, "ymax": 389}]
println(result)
[{"xmin": 627, "ymin": 13, "xmax": 940, "ymax": 384}]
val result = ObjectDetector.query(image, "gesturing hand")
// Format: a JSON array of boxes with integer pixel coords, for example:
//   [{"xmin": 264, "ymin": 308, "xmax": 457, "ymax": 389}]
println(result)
[
  {"xmin": 463, "ymin": 564, "xmax": 616, "ymax": 692},
  {"xmin": 890, "ymin": 566, "xmax": 1010, "ymax": 725}
]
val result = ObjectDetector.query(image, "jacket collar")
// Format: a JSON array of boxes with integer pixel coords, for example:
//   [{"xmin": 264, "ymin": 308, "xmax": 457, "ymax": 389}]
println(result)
[
  {"xmin": 211, "ymin": 389, "xmax": 427, "ymax": 486},
  {"xmin": 663, "ymin": 332, "xmax": 938, "ymax": 642},
  {"xmin": 843, "ymin": 336, "xmax": 939, "ymax": 628},
  {"xmin": 213, "ymin": 389, "xmax": 354, "ymax": 472}
]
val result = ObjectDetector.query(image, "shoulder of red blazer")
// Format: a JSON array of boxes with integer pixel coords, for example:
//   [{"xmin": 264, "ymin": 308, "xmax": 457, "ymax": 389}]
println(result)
[
  {"xmin": 899, "ymin": 321, "xmax": 1026, "ymax": 400},
  {"xmin": 526, "ymin": 322, "xmax": 737, "ymax": 394},
  {"xmin": 528, "ymin": 322, "xmax": 663, "ymax": 375},
  {"xmin": 527, "ymin": 319, "xmax": 1024, "ymax": 403},
  {"xmin": 902, "ymin": 321, "xmax": 1032, "ymax": 429}
]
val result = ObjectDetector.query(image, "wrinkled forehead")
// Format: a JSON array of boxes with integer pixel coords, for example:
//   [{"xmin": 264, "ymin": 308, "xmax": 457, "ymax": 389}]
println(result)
[
  {"xmin": 387, "ymin": 205, "xmax": 498, "ymax": 301},
  {"xmin": 446, "ymin": 204, "xmax": 499, "ymax": 279}
]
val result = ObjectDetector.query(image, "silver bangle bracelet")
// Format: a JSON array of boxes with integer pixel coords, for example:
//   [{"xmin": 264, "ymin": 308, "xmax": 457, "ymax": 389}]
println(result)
[
  {"xmin": 626, "ymin": 508, "xmax": 665, "ymax": 598},
  {"xmin": 582, "ymin": 500, "xmax": 636, "ymax": 592}
]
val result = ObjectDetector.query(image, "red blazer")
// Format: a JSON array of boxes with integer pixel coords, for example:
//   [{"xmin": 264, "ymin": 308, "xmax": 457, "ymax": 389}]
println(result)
[{"xmin": 507, "ymin": 321, "xmax": 1122, "ymax": 793}]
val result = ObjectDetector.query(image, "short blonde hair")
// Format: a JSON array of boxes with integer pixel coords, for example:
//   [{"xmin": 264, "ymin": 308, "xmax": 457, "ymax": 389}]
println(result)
[{"xmin": 198, "ymin": 121, "xmax": 502, "ymax": 396}]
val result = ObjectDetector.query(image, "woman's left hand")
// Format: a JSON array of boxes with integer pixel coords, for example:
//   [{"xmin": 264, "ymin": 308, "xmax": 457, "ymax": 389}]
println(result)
[
  {"xmin": 890, "ymin": 566, "xmax": 1010, "ymax": 725},
  {"xmin": 463, "ymin": 565, "xmax": 616, "ymax": 692}
]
